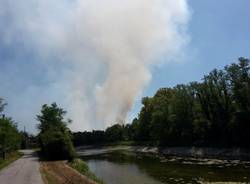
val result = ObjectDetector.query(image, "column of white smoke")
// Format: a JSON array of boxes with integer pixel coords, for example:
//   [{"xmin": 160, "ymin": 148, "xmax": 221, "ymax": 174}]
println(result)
[
  {"xmin": 73, "ymin": 0, "xmax": 190, "ymax": 126},
  {"xmin": 0, "ymin": 0, "xmax": 190, "ymax": 130}
]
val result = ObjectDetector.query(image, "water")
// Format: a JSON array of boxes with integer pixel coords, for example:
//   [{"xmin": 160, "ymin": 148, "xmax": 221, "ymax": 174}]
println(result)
[{"xmin": 79, "ymin": 147, "xmax": 250, "ymax": 184}]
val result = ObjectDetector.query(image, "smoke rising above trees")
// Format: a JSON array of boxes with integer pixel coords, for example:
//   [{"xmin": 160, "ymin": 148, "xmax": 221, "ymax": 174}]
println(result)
[
  {"xmin": 0, "ymin": 0, "xmax": 190, "ymax": 131},
  {"xmin": 73, "ymin": 58, "xmax": 250, "ymax": 148}
]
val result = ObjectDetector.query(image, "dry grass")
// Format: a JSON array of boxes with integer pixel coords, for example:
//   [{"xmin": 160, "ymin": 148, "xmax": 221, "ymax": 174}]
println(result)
[
  {"xmin": 40, "ymin": 161, "xmax": 97, "ymax": 184},
  {"xmin": 0, "ymin": 152, "xmax": 22, "ymax": 171}
]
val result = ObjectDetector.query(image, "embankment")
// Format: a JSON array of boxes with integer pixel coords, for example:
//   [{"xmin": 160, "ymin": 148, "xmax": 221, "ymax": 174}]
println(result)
[
  {"xmin": 77, "ymin": 145, "xmax": 250, "ymax": 160},
  {"xmin": 137, "ymin": 147, "xmax": 250, "ymax": 160}
]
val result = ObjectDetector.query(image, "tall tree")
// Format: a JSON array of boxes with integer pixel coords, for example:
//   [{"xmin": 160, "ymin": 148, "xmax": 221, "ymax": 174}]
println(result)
[
  {"xmin": 0, "ymin": 99, "xmax": 20, "ymax": 159},
  {"xmin": 37, "ymin": 103, "xmax": 76, "ymax": 160},
  {"xmin": 0, "ymin": 98, "xmax": 7, "ymax": 114},
  {"xmin": 225, "ymin": 58, "xmax": 250, "ymax": 146},
  {"xmin": 72, "ymin": 58, "xmax": 250, "ymax": 148}
]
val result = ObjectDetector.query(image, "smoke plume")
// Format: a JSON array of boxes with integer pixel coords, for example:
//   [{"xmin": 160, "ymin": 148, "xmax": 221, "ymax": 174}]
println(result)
[{"xmin": 0, "ymin": 0, "xmax": 190, "ymax": 131}]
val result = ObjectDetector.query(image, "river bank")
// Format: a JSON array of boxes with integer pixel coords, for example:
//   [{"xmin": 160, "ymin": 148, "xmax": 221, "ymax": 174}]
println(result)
[
  {"xmin": 77, "ymin": 145, "xmax": 250, "ymax": 160},
  {"xmin": 139, "ymin": 147, "xmax": 250, "ymax": 160},
  {"xmin": 77, "ymin": 146, "xmax": 250, "ymax": 184},
  {"xmin": 40, "ymin": 161, "xmax": 99, "ymax": 184}
]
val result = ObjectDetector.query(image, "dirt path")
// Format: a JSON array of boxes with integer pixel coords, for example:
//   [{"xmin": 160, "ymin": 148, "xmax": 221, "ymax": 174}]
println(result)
[{"xmin": 0, "ymin": 150, "xmax": 43, "ymax": 184}]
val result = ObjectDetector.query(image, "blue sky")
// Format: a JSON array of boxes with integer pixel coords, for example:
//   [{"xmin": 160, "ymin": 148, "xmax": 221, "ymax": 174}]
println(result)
[
  {"xmin": 153, "ymin": 0, "xmax": 250, "ymax": 91},
  {"xmin": 1, "ymin": 0, "xmax": 250, "ymax": 133},
  {"xmin": 129, "ymin": 0, "xmax": 250, "ymax": 120}
]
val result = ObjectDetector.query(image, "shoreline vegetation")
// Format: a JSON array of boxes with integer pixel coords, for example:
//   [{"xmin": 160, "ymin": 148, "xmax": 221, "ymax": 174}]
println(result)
[
  {"xmin": 76, "ymin": 144, "xmax": 250, "ymax": 160},
  {"xmin": 36, "ymin": 104, "xmax": 103, "ymax": 184},
  {"xmin": 1, "ymin": 57, "xmax": 249, "ymax": 183},
  {"xmin": 73, "ymin": 58, "xmax": 250, "ymax": 150},
  {"xmin": 38, "ymin": 58, "xmax": 249, "ymax": 183},
  {"xmin": 69, "ymin": 159, "xmax": 104, "ymax": 184}
]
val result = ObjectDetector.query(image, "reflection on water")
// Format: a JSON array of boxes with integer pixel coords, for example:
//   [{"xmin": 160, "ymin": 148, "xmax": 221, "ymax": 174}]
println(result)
[
  {"xmin": 80, "ymin": 149, "xmax": 250, "ymax": 184},
  {"xmin": 88, "ymin": 160, "xmax": 164, "ymax": 184}
]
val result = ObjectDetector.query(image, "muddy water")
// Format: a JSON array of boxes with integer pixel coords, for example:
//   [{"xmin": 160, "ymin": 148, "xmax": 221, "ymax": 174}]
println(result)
[{"xmin": 79, "ymin": 148, "xmax": 250, "ymax": 184}]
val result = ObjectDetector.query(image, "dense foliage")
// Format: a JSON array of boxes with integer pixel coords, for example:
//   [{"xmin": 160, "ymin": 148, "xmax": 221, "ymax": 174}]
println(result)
[
  {"xmin": 37, "ymin": 103, "xmax": 76, "ymax": 160},
  {"xmin": 73, "ymin": 125, "xmax": 129, "ymax": 146},
  {"xmin": 73, "ymin": 58, "xmax": 250, "ymax": 148},
  {"xmin": 0, "ymin": 98, "xmax": 21, "ymax": 160},
  {"xmin": 73, "ymin": 130, "xmax": 105, "ymax": 146}
]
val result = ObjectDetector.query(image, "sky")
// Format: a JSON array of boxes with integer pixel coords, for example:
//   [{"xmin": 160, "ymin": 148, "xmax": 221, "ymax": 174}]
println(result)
[
  {"xmin": 128, "ymin": 0, "xmax": 250, "ymax": 121},
  {"xmin": 0, "ymin": 0, "xmax": 250, "ymax": 134}
]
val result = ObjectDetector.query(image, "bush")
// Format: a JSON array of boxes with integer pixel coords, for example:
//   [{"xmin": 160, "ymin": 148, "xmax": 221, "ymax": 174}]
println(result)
[
  {"xmin": 40, "ymin": 129, "xmax": 75, "ymax": 160},
  {"xmin": 0, "ymin": 118, "xmax": 21, "ymax": 159},
  {"xmin": 37, "ymin": 103, "xmax": 76, "ymax": 160}
]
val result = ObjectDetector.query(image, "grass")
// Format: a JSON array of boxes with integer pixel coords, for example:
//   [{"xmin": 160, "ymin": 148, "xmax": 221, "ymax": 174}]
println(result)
[
  {"xmin": 0, "ymin": 151, "xmax": 23, "ymax": 171},
  {"xmin": 40, "ymin": 163, "xmax": 58, "ymax": 184},
  {"xmin": 69, "ymin": 158, "xmax": 104, "ymax": 184}
]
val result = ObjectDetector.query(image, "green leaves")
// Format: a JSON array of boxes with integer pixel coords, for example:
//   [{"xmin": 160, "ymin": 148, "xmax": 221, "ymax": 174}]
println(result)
[
  {"xmin": 37, "ymin": 103, "xmax": 69, "ymax": 132},
  {"xmin": 105, "ymin": 124, "xmax": 125, "ymax": 142},
  {"xmin": 0, "ymin": 99, "xmax": 20, "ymax": 159},
  {"xmin": 37, "ymin": 103, "xmax": 76, "ymax": 160},
  {"xmin": 0, "ymin": 98, "xmax": 7, "ymax": 113},
  {"xmin": 0, "ymin": 115, "xmax": 21, "ymax": 159},
  {"xmin": 134, "ymin": 58, "xmax": 250, "ymax": 147},
  {"xmin": 73, "ymin": 58, "xmax": 250, "ymax": 148}
]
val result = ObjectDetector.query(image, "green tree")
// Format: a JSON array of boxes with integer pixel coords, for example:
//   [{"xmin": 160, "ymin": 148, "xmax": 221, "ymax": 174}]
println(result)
[
  {"xmin": 0, "ymin": 100, "xmax": 20, "ymax": 160},
  {"xmin": 37, "ymin": 103, "xmax": 76, "ymax": 160},
  {"xmin": 226, "ymin": 58, "xmax": 250, "ymax": 146},
  {"xmin": 132, "ymin": 58, "xmax": 250, "ymax": 147},
  {"xmin": 137, "ymin": 97, "xmax": 154, "ymax": 141},
  {"xmin": 0, "ymin": 98, "xmax": 7, "ymax": 114},
  {"xmin": 127, "ymin": 118, "xmax": 139, "ymax": 141},
  {"xmin": 71, "ymin": 58, "xmax": 250, "ymax": 148},
  {"xmin": 105, "ymin": 124, "xmax": 125, "ymax": 142},
  {"xmin": 192, "ymin": 69, "xmax": 233, "ymax": 146},
  {"xmin": 169, "ymin": 85, "xmax": 194, "ymax": 145},
  {"xmin": 149, "ymin": 88, "xmax": 173, "ymax": 145}
]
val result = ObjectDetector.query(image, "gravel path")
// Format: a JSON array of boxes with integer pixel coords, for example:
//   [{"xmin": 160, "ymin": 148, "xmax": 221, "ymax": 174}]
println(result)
[{"xmin": 0, "ymin": 150, "xmax": 43, "ymax": 184}]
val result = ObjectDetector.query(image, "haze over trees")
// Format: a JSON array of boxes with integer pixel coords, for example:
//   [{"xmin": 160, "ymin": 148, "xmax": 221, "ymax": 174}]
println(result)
[
  {"xmin": 73, "ymin": 58, "xmax": 250, "ymax": 148},
  {"xmin": 37, "ymin": 103, "xmax": 76, "ymax": 160}
]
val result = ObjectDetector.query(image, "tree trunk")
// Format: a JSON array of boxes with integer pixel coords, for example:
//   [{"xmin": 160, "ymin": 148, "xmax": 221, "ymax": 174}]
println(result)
[{"xmin": 2, "ymin": 151, "xmax": 5, "ymax": 160}]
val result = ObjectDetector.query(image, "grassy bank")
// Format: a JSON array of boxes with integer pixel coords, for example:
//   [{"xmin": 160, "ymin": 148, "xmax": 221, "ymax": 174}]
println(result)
[
  {"xmin": 69, "ymin": 159, "xmax": 104, "ymax": 184},
  {"xmin": 40, "ymin": 160, "xmax": 103, "ymax": 184},
  {"xmin": 0, "ymin": 152, "xmax": 22, "ymax": 171}
]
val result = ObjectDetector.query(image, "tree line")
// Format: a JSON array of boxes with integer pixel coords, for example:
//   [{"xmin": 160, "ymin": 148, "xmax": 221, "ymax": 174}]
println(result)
[
  {"xmin": 1, "ymin": 57, "xmax": 249, "ymax": 162},
  {"xmin": 0, "ymin": 98, "xmax": 39, "ymax": 160},
  {"xmin": 37, "ymin": 103, "xmax": 76, "ymax": 160},
  {"xmin": 73, "ymin": 58, "xmax": 250, "ymax": 148},
  {"xmin": 0, "ymin": 99, "xmax": 21, "ymax": 160},
  {"xmin": 0, "ymin": 99, "xmax": 76, "ymax": 161}
]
